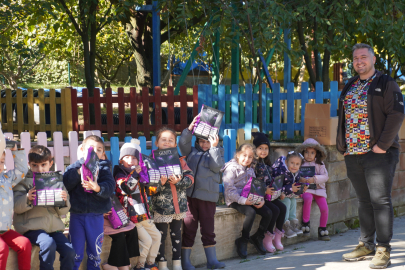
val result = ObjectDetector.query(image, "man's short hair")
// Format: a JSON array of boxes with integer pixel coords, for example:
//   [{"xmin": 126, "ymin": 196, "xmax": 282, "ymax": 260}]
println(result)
[
  {"xmin": 352, "ymin": 43, "xmax": 375, "ymax": 56},
  {"xmin": 28, "ymin": 145, "xmax": 53, "ymax": 163}
]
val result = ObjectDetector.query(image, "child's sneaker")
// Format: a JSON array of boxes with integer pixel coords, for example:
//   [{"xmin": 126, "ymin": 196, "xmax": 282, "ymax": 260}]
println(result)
[
  {"xmin": 145, "ymin": 262, "xmax": 158, "ymax": 270},
  {"xmin": 283, "ymin": 220, "xmax": 297, "ymax": 238},
  {"xmin": 301, "ymin": 221, "xmax": 310, "ymax": 234},
  {"xmin": 318, "ymin": 227, "xmax": 330, "ymax": 241}
]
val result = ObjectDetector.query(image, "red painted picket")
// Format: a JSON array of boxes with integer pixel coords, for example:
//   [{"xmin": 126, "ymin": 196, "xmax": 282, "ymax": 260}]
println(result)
[{"xmin": 71, "ymin": 86, "xmax": 197, "ymax": 140}]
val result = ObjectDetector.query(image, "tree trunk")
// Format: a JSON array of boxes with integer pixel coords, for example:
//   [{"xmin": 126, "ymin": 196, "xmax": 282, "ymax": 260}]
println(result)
[
  {"xmin": 322, "ymin": 28, "xmax": 334, "ymax": 92},
  {"xmin": 296, "ymin": 20, "xmax": 317, "ymax": 88},
  {"xmin": 125, "ymin": 15, "xmax": 152, "ymax": 89}
]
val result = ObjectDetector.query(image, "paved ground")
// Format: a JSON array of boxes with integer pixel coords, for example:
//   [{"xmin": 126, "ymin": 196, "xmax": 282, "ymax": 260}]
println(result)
[{"xmin": 201, "ymin": 216, "xmax": 405, "ymax": 270}]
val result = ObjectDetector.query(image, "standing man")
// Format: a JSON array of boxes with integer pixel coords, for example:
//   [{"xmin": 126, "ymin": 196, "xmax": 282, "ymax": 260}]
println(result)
[{"xmin": 336, "ymin": 43, "xmax": 404, "ymax": 269}]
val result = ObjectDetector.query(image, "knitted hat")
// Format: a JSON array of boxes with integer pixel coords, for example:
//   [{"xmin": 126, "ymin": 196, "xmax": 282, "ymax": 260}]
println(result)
[
  {"xmin": 295, "ymin": 138, "xmax": 327, "ymax": 162},
  {"xmin": 119, "ymin": 138, "xmax": 141, "ymax": 161},
  {"xmin": 252, "ymin": 132, "xmax": 270, "ymax": 148}
]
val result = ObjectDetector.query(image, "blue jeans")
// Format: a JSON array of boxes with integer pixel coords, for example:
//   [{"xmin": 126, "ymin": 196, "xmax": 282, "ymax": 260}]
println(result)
[
  {"xmin": 344, "ymin": 148, "xmax": 399, "ymax": 250},
  {"xmin": 24, "ymin": 230, "xmax": 75, "ymax": 270},
  {"xmin": 280, "ymin": 197, "xmax": 297, "ymax": 222},
  {"xmin": 69, "ymin": 213, "xmax": 104, "ymax": 270}
]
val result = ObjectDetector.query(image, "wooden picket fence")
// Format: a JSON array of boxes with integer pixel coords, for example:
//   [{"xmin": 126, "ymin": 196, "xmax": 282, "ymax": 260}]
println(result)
[
  {"xmin": 71, "ymin": 86, "xmax": 198, "ymax": 140},
  {"xmin": 0, "ymin": 88, "xmax": 73, "ymax": 139},
  {"xmin": 198, "ymin": 81, "xmax": 342, "ymax": 141}
]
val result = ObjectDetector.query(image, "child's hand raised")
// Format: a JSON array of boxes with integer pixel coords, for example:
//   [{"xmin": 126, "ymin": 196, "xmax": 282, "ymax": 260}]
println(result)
[
  {"xmin": 82, "ymin": 176, "xmax": 101, "ymax": 193},
  {"xmin": 254, "ymin": 200, "xmax": 265, "ymax": 209},
  {"xmin": 188, "ymin": 116, "xmax": 199, "ymax": 131},
  {"xmin": 208, "ymin": 134, "xmax": 219, "ymax": 148},
  {"xmin": 160, "ymin": 176, "xmax": 168, "ymax": 185},
  {"xmin": 169, "ymin": 174, "xmax": 181, "ymax": 185},
  {"xmin": 27, "ymin": 187, "xmax": 36, "ymax": 201},
  {"xmin": 266, "ymin": 187, "xmax": 276, "ymax": 195},
  {"xmin": 61, "ymin": 190, "xmax": 68, "ymax": 201}
]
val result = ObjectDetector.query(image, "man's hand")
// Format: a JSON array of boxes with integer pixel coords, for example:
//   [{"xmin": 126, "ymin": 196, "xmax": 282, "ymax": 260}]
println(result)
[
  {"xmin": 188, "ymin": 116, "xmax": 199, "ymax": 131},
  {"xmin": 208, "ymin": 134, "xmax": 219, "ymax": 148},
  {"xmin": 254, "ymin": 200, "xmax": 265, "ymax": 209},
  {"xmin": 27, "ymin": 187, "xmax": 36, "ymax": 201},
  {"xmin": 61, "ymin": 190, "xmax": 68, "ymax": 201},
  {"xmin": 372, "ymin": 145, "xmax": 386, "ymax": 154},
  {"xmin": 82, "ymin": 176, "xmax": 101, "ymax": 192}
]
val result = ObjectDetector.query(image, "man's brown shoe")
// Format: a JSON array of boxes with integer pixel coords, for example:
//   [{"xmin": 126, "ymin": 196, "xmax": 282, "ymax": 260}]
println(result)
[
  {"xmin": 343, "ymin": 242, "xmax": 375, "ymax": 261},
  {"xmin": 369, "ymin": 246, "xmax": 391, "ymax": 269}
]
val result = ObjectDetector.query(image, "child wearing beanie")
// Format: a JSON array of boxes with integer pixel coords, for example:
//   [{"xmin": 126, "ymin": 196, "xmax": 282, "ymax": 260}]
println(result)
[
  {"xmin": 252, "ymin": 132, "xmax": 287, "ymax": 252},
  {"xmin": 113, "ymin": 139, "xmax": 161, "ymax": 270}
]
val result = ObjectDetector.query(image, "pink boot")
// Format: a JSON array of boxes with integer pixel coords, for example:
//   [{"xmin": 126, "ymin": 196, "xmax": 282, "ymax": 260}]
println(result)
[
  {"xmin": 263, "ymin": 231, "xmax": 276, "ymax": 253},
  {"xmin": 273, "ymin": 228, "xmax": 284, "ymax": 251}
]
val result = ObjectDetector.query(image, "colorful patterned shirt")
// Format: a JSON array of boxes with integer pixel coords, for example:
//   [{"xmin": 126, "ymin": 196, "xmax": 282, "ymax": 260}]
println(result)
[{"xmin": 344, "ymin": 74, "xmax": 376, "ymax": 155}]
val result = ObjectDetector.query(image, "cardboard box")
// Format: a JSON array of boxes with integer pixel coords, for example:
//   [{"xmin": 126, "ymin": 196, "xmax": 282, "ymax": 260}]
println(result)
[{"xmin": 304, "ymin": 103, "xmax": 339, "ymax": 145}]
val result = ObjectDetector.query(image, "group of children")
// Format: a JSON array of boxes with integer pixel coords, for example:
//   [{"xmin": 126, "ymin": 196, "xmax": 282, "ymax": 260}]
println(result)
[
  {"xmin": 0, "ymin": 118, "xmax": 330, "ymax": 270},
  {"xmin": 222, "ymin": 133, "xmax": 330, "ymax": 258}
]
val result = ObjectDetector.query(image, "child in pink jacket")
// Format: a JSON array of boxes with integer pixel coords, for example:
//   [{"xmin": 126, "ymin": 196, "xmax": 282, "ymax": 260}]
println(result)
[{"xmin": 296, "ymin": 138, "xmax": 330, "ymax": 241}]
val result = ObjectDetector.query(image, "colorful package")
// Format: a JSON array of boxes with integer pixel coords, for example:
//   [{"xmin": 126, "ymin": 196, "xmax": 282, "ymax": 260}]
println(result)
[
  {"xmin": 141, "ymin": 154, "xmax": 160, "ymax": 186},
  {"xmin": 108, "ymin": 196, "xmax": 129, "ymax": 229},
  {"xmin": 152, "ymin": 147, "xmax": 183, "ymax": 179},
  {"xmin": 240, "ymin": 177, "xmax": 266, "ymax": 205},
  {"xmin": 81, "ymin": 146, "xmax": 99, "ymax": 193},
  {"xmin": 32, "ymin": 171, "xmax": 65, "ymax": 207},
  {"xmin": 192, "ymin": 105, "xmax": 224, "ymax": 140},
  {"xmin": 300, "ymin": 166, "xmax": 317, "ymax": 190}
]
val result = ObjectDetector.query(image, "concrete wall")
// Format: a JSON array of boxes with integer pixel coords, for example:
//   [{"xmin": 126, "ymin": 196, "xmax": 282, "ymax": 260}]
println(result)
[{"xmin": 6, "ymin": 142, "xmax": 405, "ymax": 269}]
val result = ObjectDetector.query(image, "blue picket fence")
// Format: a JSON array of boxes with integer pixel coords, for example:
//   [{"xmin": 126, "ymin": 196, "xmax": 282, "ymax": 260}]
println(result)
[
  {"xmin": 198, "ymin": 81, "xmax": 342, "ymax": 140},
  {"xmin": 104, "ymin": 129, "xmax": 238, "ymax": 194}
]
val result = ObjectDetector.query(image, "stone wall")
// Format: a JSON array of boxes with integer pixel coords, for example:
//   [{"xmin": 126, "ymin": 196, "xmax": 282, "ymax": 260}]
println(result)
[{"xmin": 6, "ymin": 142, "xmax": 405, "ymax": 269}]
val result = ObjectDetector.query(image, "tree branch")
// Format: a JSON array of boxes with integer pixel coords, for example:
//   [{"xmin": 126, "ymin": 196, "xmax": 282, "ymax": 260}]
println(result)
[
  {"xmin": 97, "ymin": 1, "xmax": 113, "ymax": 32},
  {"xmin": 297, "ymin": 20, "xmax": 316, "ymax": 88},
  {"xmin": 22, "ymin": 54, "xmax": 45, "ymax": 76},
  {"xmin": 57, "ymin": 0, "xmax": 83, "ymax": 36}
]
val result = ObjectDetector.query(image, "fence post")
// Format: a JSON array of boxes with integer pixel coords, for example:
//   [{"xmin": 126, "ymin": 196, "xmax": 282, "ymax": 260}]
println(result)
[
  {"xmin": 272, "ymin": 84, "xmax": 281, "ymax": 140},
  {"xmin": 106, "ymin": 88, "xmax": 114, "ymax": 139},
  {"xmin": 261, "ymin": 83, "xmax": 267, "ymax": 133},
  {"xmin": 130, "ymin": 87, "xmax": 138, "ymax": 137},
  {"xmin": 27, "ymin": 89, "xmax": 35, "ymax": 138},
  {"xmin": 301, "ymin": 82, "xmax": 309, "ymax": 135},
  {"xmin": 231, "ymin": 84, "xmax": 239, "ymax": 131},
  {"xmin": 6, "ymin": 89, "xmax": 12, "ymax": 133},
  {"xmin": 218, "ymin": 85, "xmax": 226, "ymax": 138},
  {"xmin": 53, "ymin": 132, "xmax": 64, "ymax": 172},
  {"xmin": 16, "ymin": 89, "xmax": 23, "ymax": 135},
  {"xmin": 38, "ymin": 89, "xmax": 46, "ymax": 133},
  {"xmin": 110, "ymin": 136, "xmax": 120, "ymax": 168},
  {"xmin": 330, "ymin": 81, "xmax": 338, "ymax": 117},
  {"xmin": 287, "ymin": 82, "xmax": 295, "ymax": 139},
  {"xmin": 315, "ymin": 82, "xmax": 323, "ymax": 103},
  {"xmin": 244, "ymin": 84, "xmax": 252, "ymax": 141},
  {"xmin": 142, "ymin": 87, "xmax": 150, "ymax": 140},
  {"xmin": 118, "ymin": 88, "xmax": 126, "ymax": 140},
  {"xmin": 71, "ymin": 89, "xmax": 78, "ymax": 132},
  {"xmin": 64, "ymin": 88, "xmax": 73, "ymax": 139},
  {"xmin": 49, "ymin": 89, "xmax": 57, "ymax": 136},
  {"xmin": 69, "ymin": 131, "xmax": 79, "ymax": 164}
]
